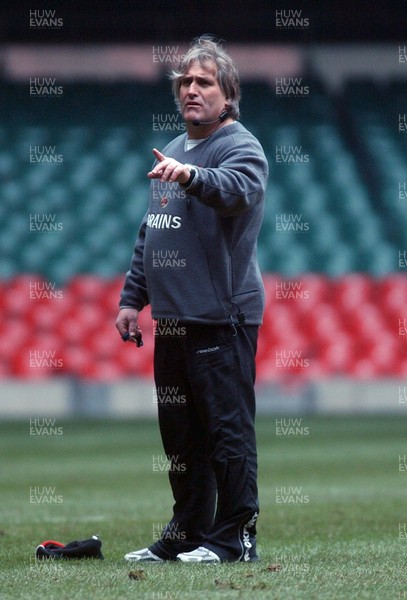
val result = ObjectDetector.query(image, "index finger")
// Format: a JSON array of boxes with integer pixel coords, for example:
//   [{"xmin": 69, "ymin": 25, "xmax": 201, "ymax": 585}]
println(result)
[{"xmin": 152, "ymin": 148, "xmax": 165, "ymax": 162}]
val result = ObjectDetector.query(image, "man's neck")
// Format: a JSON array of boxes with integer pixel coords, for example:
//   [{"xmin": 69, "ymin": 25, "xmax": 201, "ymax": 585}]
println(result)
[{"xmin": 186, "ymin": 117, "xmax": 235, "ymax": 140}]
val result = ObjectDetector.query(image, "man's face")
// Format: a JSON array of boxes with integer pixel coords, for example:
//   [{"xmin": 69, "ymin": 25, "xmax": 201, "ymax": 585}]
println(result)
[{"xmin": 179, "ymin": 60, "xmax": 229, "ymax": 125}]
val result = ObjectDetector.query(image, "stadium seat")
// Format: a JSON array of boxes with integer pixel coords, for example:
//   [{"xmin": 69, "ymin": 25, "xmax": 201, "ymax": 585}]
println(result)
[{"xmin": 1, "ymin": 78, "xmax": 407, "ymax": 380}]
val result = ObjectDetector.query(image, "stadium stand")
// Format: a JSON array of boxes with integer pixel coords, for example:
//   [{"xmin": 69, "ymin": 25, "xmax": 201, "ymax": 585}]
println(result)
[{"xmin": 1, "ymin": 78, "xmax": 406, "ymax": 380}]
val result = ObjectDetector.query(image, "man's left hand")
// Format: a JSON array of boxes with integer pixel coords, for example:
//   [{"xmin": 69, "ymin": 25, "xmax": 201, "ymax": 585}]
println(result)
[{"xmin": 147, "ymin": 148, "xmax": 190, "ymax": 184}]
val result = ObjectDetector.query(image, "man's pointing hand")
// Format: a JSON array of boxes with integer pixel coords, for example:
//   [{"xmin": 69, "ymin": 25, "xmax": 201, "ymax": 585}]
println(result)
[{"xmin": 148, "ymin": 148, "xmax": 191, "ymax": 184}]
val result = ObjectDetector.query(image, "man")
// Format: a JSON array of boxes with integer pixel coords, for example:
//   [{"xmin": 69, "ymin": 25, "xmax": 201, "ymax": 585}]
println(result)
[{"xmin": 116, "ymin": 35, "xmax": 268, "ymax": 563}]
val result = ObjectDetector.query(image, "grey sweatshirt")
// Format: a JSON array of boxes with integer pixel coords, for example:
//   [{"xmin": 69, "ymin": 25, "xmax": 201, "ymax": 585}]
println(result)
[{"xmin": 120, "ymin": 121, "xmax": 269, "ymax": 325}]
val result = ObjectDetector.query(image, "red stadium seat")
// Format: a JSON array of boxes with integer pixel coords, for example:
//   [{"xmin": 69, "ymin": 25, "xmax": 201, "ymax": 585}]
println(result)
[
  {"xmin": 347, "ymin": 358, "xmax": 378, "ymax": 379},
  {"xmin": 117, "ymin": 340, "xmax": 154, "ymax": 377},
  {"xmin": 333, "ymin": 274, "xmax": 373, "ymax": 312},
  {"xmin": 366, "ymin": 338, "xmax": 398, "ymax": 374},
  {"xmin": 379, "ymin": 275, "xmax": 407, "ymax": 324},
  {"xmin": 85, "ymin": 324, "xmax": 123, "ymax": 359},
  {"xmin": 345, "ymin": 303, "xmax": 387, "ymax": 341},
  {"xmin": 64, "ymin": 303, "xmax": 106, "ymax": 335},
  {"xmin": 78, "ymin": 358, "xmax": 125, "ymax": 381},
  {"xmin": 300, "ymin": 303, "xmax": 342, "ymax": 341},
  {"xmin": 319, "ymin": 335, "xmax": 354, "ymax": 373},
  {"xmin": 67, "ymin": 275, "xmax": 110, "ymax": 302},
  {"xmin": 61, "ymin": 346, "xmax": 94, "ymax": 377},
  {"xmin": 1, "ymin": 274, "xmax": 405, "ymax": 380}
]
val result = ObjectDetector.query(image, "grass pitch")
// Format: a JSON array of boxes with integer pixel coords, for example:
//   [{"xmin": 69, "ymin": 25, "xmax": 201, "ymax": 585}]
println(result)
[{"xmin": 0, "ymin": 414, "xmax": 405, "ymax": 599}]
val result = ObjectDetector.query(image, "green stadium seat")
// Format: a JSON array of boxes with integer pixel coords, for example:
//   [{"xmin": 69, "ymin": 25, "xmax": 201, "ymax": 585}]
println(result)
[{"xmin": 0, "ymin": 78, "xmax": 406, "ymax": 282}]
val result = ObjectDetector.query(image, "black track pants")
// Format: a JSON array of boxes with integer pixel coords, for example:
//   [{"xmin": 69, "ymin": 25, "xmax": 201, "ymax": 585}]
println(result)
[{"xmin": 148, "ymin": 322, "xmax": 260, "ymax": 562}]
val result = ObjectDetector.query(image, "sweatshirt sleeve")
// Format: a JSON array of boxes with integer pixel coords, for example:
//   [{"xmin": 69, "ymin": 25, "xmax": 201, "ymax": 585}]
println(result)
[
  {"xmin": 119, "ymin": 211, "xmax": 149, "ymax": 310},
  {"xmin": 187, "ymin": 134, "xmax": 268, "ymax": 217}
]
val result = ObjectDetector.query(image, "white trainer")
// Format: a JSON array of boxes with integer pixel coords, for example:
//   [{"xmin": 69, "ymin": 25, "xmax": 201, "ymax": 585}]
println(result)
[
  {"xmin": 176, "ymin": 546, "xmax": 221, "ymax": 563},
  {"xmin": 124, "ymin": 547, "xmax": 164, "ymax": 562}
]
